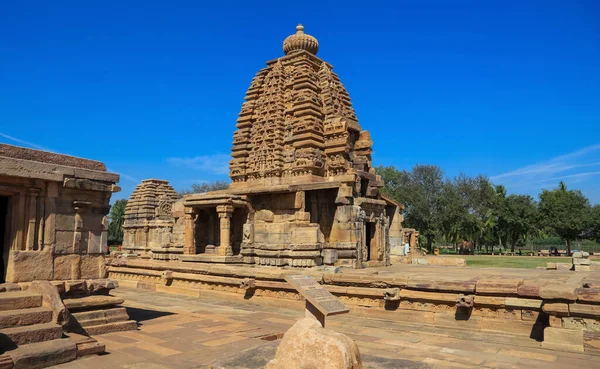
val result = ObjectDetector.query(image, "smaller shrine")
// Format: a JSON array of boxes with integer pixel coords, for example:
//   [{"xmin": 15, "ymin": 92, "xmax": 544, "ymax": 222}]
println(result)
[{"xmin": 122, "ymin": 179, "xmax": 182, "ymax": 260}]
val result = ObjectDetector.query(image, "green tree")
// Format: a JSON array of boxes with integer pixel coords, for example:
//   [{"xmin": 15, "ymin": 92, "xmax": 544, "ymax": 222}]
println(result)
[
  {"xmin": 377, "ymin": 164, "xmax": 444, "ymax": 251},
  {"xmin": 108, "ymin": 199, "xmax": 127, "ymax": 245},
  {"xmin": 178, "ymin": 180, "xmax": 230, "ymax": 197},
  {"xmin": 591, "ymin": 204, "xmax": 600, "ymax": 241},
  {"xmin": 451, "ymin": 174, "xmax": 496, "ymax": 252},
  {"xmin": 538, "ymin": 181, "xmax": 591, "ymax": 253},
  {"xmin": 497, "ymin": 194, "xmax": 539, "ymax": 252}
]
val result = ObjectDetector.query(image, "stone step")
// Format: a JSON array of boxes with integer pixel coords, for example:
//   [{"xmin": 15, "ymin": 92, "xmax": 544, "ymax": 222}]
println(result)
[
  {"xmin": 0, "ymin": 322, "xmax": 63, "ymax": 347},
  {"xmin": 66, "ymin": 333, "xmax": 105, "ymax": 357},
  {"xmin": 82, "ymin": 320, "xmax": 137, "ymax": 335},
  {"xmin": 0, "ymin": 291, "xmax": 42, "ymax": 311},
  {"xmin": 6, "ymin": 338, "xmax": 76, "ymax": 369},
  {"xmin": 71, "ymin": 307, "xmax": 130, "ymax": 325},
  {"xmin": 63, "ymin": 295, "xmax": 124, "ymax": 311},
  {"xmin": 0, "ymin": 307, "xmax": 53, "ymax": 329}
]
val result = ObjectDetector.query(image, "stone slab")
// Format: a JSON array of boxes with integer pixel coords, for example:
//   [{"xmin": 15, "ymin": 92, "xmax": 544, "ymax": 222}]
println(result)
[{"xmin": 285, "ymin": 275, "xmax": 349, "ymax": 316}]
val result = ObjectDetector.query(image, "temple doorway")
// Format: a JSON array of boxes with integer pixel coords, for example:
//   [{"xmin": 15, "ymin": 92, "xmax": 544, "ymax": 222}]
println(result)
[
  {"xmin": 0, "ymin": 196, "xmax": 9, "ymax": 283},
  {"xmin": 365, "ymin": 222, "xmax": 376, "ymax": 262}
]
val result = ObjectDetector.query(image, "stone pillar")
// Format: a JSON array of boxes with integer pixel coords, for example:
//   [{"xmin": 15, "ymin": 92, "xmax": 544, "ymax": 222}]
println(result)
[
  {"xmin": 25, "ymin": 190, "xmax": 39, "ymax": 251},
  {"xmin": 184, "ymin": 209, "xmax": 196, "ymax": 255},
  {"xmin": 217, "ymin": 205, "xmax": 233, "ymax": 256},
  {"xmin": 43, "ymin": 183, "xmax": 58, "ymax": 251}
]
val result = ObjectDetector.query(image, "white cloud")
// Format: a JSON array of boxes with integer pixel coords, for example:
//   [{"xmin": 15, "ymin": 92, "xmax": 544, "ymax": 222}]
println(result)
[
  {"xmin": 490, "ymin": 144, "xmax": 600, "ymax": 192},
  {"xmin": 0, "ymin": 131, "xmax": 53, "ymax": 152},
  {"xmin": 167, "ymin": 154, "xmax": 230, "ymax": 175}
]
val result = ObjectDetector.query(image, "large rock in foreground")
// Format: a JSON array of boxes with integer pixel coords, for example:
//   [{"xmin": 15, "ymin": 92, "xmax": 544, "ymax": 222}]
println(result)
[{"xmin": 265, "ymin": 318, "xmax": 363, "ymax": 369}]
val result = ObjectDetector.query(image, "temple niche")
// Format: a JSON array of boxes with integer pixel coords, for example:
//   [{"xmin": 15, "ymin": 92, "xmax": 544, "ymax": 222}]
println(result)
[{"xmin": 124, "ymin": 25, "xmax": 404, "ymax": 268}]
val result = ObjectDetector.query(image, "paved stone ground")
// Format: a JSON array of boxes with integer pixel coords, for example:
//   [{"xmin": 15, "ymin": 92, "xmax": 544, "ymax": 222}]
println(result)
[{"xmin": 52, "ymin": 288, "xmax": 600, "ymax": 369}]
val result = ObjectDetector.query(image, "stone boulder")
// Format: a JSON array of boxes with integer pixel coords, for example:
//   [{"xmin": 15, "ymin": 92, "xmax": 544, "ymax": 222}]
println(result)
[{"xmin": 265, "ymin": 318, "xmax": 362, "ymax": 369}]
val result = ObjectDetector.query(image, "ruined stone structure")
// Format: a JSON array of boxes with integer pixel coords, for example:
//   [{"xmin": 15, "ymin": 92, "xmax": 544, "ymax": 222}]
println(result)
[
  {"xmin": 0, "ymin": 143, "xmax": 135, "ymax": 368},
  {"xmin": 122, "ymin": 179, "xmax": 181, "ymax": 260},
  {"xmin": 123, "ymin": 25, "xmax": 404, "ymax": 268},
  {"xmin": 0, "ymin": 143, "xmax": 120, "ymax": 283}
]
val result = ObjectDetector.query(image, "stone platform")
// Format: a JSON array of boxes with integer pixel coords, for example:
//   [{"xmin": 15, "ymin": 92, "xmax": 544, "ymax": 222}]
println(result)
[
  {"xmin": 107, "ymin": 258, "xmax": 600, "ymax": 355},
  {"xmin": 52, "ymin": 287, "xmax": 600, "ymax": 369}
]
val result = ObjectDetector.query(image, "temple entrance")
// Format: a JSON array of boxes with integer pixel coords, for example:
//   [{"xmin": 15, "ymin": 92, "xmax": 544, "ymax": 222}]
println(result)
[
  {"xmin": 365, "ymin": 222, "xmax": 376, "ymax": 262},
  {"xmin": 195, "ymin": 208, "xmax": 220, "ymax": 253},
  {"xmin": 0, "ymin": 196, "xmax": 10, "ymax": 283},
  {"xmin": 305, "ymin": 189, "xmax": 337, "ymax": 243}
]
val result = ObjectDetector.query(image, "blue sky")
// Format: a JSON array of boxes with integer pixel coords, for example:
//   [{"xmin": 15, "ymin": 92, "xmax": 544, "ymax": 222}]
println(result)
[{"xmin": 1, "ymin": 1, "xmax": 599, "ymax": 203}]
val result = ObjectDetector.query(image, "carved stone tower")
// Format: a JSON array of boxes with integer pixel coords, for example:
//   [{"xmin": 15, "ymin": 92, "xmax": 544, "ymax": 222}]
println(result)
[{"xmin": 229, "ymin": 24, "xmax": 374, "ymax": 188}]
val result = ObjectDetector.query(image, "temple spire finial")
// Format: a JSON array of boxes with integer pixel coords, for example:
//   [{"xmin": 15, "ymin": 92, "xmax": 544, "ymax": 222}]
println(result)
[{"xmin": 283, "ymin": 23, "xmax": 319, "ymax": 55}]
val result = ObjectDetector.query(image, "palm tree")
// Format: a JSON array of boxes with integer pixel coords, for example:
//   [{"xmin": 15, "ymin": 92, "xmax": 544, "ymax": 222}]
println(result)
[{"xmin": 108, "ymin": 199, "xmax": 128, "ymax": 244}]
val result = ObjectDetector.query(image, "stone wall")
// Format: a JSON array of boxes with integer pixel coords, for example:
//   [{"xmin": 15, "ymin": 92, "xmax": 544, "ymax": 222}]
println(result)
[
  {"xmin": 0, "ymin": 143, "xmax": 119, "ymax": 283},
  {"xmin": 107, "ymin": 258, "xmax": 600, "ymax": 355}
]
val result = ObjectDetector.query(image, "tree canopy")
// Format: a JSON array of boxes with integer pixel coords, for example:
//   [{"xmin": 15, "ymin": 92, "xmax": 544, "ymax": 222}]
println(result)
[
  {"xmin": 538, "ymin": 182, "xmax": 591, "ymax": 253},
  {"xmin": 377, "ymin": 166, "xmax": 597, "ymax": 253},
  {"xmin": 178, "ymin": 181, "xmax": 230, "ymax": 197}
]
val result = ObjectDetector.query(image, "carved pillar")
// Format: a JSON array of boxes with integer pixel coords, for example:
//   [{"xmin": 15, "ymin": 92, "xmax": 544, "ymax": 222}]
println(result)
[
  {"xmin": 184, "ymin": 209, "xmax": 197, "ymax": 255},
  {"xmin": 25, "ymin": 190, "xmax": 39, "ymax": 251},
  {"xmin": 217, "ymin": 205, "xmax": 233, "ymax": 256}
]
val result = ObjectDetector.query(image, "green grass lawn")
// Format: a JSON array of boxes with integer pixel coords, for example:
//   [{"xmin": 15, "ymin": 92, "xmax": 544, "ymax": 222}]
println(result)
[{"xmin": 443, "ymin": 255, "xmax": 565, "ymax": 269}]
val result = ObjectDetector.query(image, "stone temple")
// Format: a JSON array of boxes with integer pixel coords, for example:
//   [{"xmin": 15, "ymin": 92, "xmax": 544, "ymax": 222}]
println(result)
[{"xmin": 122, "ymin": 25, "xmax": 405, "ymax": 268}]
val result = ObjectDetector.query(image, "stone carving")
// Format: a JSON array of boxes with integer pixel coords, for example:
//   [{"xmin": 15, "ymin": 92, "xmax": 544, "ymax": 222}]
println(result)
[
  {"xmin": 229, "ymin": 24, "xmax": 370, "ymax": 183},
  {"xmin": 384, "ymin": 288, "xmax": 401, "ymax": 301},
  {"xmin": 456, "ymin": 294, "xmax": 475, "ymax": 308}
]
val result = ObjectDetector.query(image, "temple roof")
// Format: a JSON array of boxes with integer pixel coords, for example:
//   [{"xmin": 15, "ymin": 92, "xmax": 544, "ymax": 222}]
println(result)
[
  {"xmin": 124, "ymin": 179, "xmax": 178, "ymax": 224},
  {"xmin": 229, "ymin": 25, "xmax": 374, "ymax": 187}
]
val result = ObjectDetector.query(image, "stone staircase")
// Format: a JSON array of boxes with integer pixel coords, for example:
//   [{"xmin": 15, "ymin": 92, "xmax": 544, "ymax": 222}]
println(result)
[
  {"xmin": 66, "ymin": 295, "xmax": 137, "ymax": 335},
  {"xmin": 0, "ymin": 284, "xmax": 105, "ymax": 369}
]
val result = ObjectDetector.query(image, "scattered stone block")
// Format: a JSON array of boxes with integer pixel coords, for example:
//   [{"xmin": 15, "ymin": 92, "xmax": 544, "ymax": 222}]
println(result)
[{"xmin": 265, "ymin": 318, "xmax": 362, "ymax": 369}]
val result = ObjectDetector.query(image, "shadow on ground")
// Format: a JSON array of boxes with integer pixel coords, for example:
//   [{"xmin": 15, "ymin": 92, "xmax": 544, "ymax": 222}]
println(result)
[
  {"xmin": 125, "ymin": 306, "xmax": 175, "ymax": 323},
  {"xmin": 209, "ymin": 341, "xmax": 432, "ymax": 369}
]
